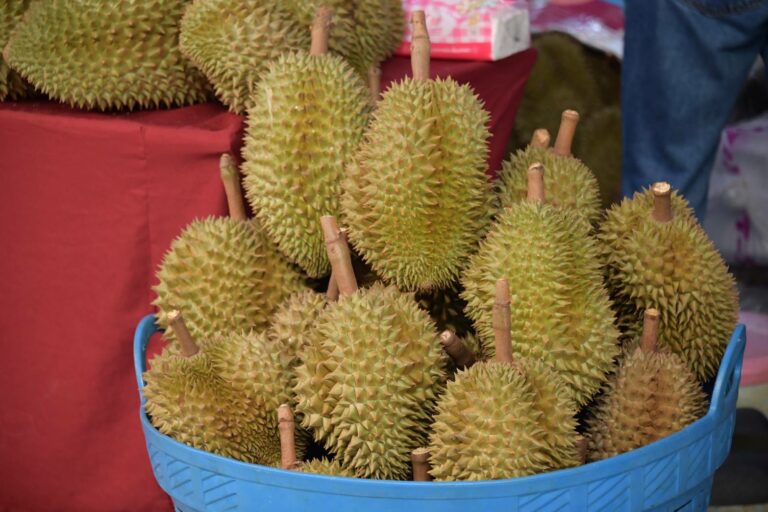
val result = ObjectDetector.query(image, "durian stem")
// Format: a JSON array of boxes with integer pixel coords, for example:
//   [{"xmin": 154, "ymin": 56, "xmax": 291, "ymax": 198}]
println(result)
[
  {"xmin": 410, "ymin": 11, "xmax": 431, "ymax": 81},
  {"xmin": 277, "ymin": 404, "xmax": 298, "ymax": 470},
  {"xmin": 368, "ymin": 65, "xmax": 382, "ymax": 103},
  {"xmin": 167, "ymin": 310, "xmax": 199, "ymax": 358},
  {"xmin": 651, "ymin": 182, "xmax": 673, "ymax": 223},
  {"xmin": 411, "ymin": 448, "xmax": 432, "ymax": 481},
  {"xmin": 219, "ymin": 154, "xmax": 248, "ymax": 222},
  {"xmin": 492, "ymin": 279, "xmax": 514, "ymax": 364},
  {"xmin": 439, "ymin": 330, "xmax": 476, "ymax": 369},
  {"xmin": 552, "ymin": 110, "xmax": 580, "ymax": 157},
  {"xmin": 640, "ymin": 308, "xmax": 660, "ymax": 353},
  {"xmin": 321, "ymin": 216, "xmax": 358, "ymax": 296},
  {"xmin": 576, "ymin": 435, "xmax": 588, "ymax": 465},
  {"xmin": 326, "ymin": 228, "xmax": 349, "ymax": 301},
  {"xmin": 527, "ymin": 163, "xmax": 546, "ymax": 204},
  {"xmin": 310, "ymin": 6, "xmax": 333, "ymax": 56},
  {"xmin": 530, "ymin": 128, "xmax": 551, "ymax": 149}
]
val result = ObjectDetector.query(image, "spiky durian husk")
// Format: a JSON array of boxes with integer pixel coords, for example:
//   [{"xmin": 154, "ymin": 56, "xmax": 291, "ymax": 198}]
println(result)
[
  {"xmin": 179, "ymin": 0, "xmax": 308, "ymax": 114},
  {"xmin": 300, "ymin": 458, "xmax": 357, "ymax": 477},
  {"xmin": 585, "ymin": 347, "xmax": 708, "ymax": 460},
  {"xmin": 153, "ymin": 217, "xmax": 304, "ymax": 343},
  {"xmin": 0, "ymin": 0, "xmax": 31, "ymax": 101},
  {"xmin": 343, "ymin": 77, "xmax": 493, "ymax": 291},
  {"xmin": 415, "ymin": 282, "xmax": 474, "ymax": 337},
  {"xmin": 268, "ymin": 289, "xmax": 328, "ymax": 372},
  {"xmin": 461, "ymin": 202, "xmax": 619, "ymax": 405},
  {"xmin": 144, "ymin": 331, "xmax": 308, "ymax": 465},
  {"xmin": 497, "ymin": 146, "xmax": 602, "ymax": 226},
  {"xmin": 295, "ymin": 283, "xmax": 446, "ymax": 480},
  {"xmin": 429, "ymin": 358, "xmax": 578, "ymax": 481},
  {"xmin": 598, "ymin": 188, "xmax": 739, "ymax": 381},
  {"xmin": 574, "ymin": 106, "xmax": 622, "ymax": 209},
  {"xmin": 4, "ymin": 0, "xmax": 210, "ymax": 110},
  {"xmin": 242, "ymin": 52, "xmax": 370, "ymax": 278}
]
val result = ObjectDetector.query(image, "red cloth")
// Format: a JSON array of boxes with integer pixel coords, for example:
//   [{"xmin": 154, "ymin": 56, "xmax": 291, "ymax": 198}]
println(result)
[{"xmin": 0, "ymin": 51, "xmax": 534, "ymax": 512}]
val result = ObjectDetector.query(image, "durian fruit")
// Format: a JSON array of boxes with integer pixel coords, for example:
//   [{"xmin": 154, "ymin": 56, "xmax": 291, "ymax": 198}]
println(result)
[
  {"xmin": 241, "ymin": 7, "xmax": 370, "ymax": 278},
  {"xmin": 144, "ymin": 311, "xmax": 307, "ymax": 465},
  {"xmin": 268, "ymin": 289, "xmax": 329, "ymax": 371},
  {"xmin": 598, "ymin": 182, "xmax": 739, "ymax": 381},
  {"xmin": 4, "ymin": 0, "xmax": 210, "ymax": 110},
  {"xmin": 462, "ymin": 163, "xmax": 619, "ymax": 405},
  {"xmin": 343, "ymin": 12, "xmax": 494, "ymax": 291},
  {"xmin": 498, "ymin": 111, "xmax": 602, "ymax": 226},
  {"xmin": 428, "ymin": 279, "xmax": 580, "ymax": 481},
  {"xmin": 295, "ymin": 216, "xmax": 446, "ymax": 480},
  {"xmin": 154, "ymin": 154, "xmax": 304, "ymax": 343},
  {"xmin": 586, "ymin": 309, "xmax": 708, "ymax": 460},
  {"xmin": 179, "ymin": 0, "xmax": 309, "ymax": 114},
  {"xmin": 0, "ymin": 0, "xmax": 30, "ymax": 101}
]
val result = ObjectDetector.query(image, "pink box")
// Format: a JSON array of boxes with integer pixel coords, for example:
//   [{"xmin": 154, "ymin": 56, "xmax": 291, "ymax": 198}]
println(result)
[{"xmin": 395, "ymin": 0, "xmax": 531, "ymax": 61}]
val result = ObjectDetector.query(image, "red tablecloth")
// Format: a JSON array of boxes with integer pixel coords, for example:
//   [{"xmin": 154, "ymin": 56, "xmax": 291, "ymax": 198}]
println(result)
[{"xmin": 0, "ymin": 50, "xmax": 534, "ymax": 512}]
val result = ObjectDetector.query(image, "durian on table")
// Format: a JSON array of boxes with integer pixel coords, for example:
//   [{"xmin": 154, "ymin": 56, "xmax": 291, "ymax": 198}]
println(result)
[
  {"xmin": 153, "ymin": 154, "xmax": 304, "ymax": 345},
  {"xmin": 241, "ymin": 6, "xmax": 370, "ymax": 279},
  {"xmin": 598, "ymin": 182, "xmax": 739, "ymax": 381},
  {"xmin": 585, "ymin": 308, "xmax": 708, "ymax": 460},
  {"xmin": 342, "ymin": 10, "xmax": 494, "ymax": 291},
  {"xmin": 427, "ymin": 279, "xmax": 581, "ymax": 481},
  {"xmin": 4, "ymin": 0, "xmax": 211, "ymax": 110}
]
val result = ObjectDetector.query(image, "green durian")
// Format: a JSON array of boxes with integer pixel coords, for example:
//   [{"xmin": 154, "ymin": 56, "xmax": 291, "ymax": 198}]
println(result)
[
  {"xmin": 428, "ymin": 281, "xmax": 579, "ymax": 481},
  {"xmin": 0, "ymin": 0, "xmax": 30, "ymax": 101},
  {"xmin": 462, "ymin": 164, "xmax": 619, "ymax": 405},
  {"xmin": 598, "ymin": 183, "xmax": 739, "ymax": 381},
  {"xmin": 498, "ymin": 111, "xmax": 602, "ymax": 226},
  {"xmin": 144, "ymin": 316, "xmax": 308, "ymax": 465},
  {"xmin": 179, "ymin": 0, "xmax": 308, "ymax": 114},
  {"xmin": 586, "ymin": 310, "xmax": 708, "ymax": 460},
  {"xmin": 4, "ymin": 0, "xmax": 210, "ymax": 110},
  {"xmin": 268, "ymin": 289, "xmax": 328, "ymax": 371},
  {"xmin": 574, "ymin": 106, "xmax": 622, "ymax": 208},
  {"xmin": 343, "ymin": 16, "xmax": 493, "ymax": 291},
  {"xmin": 242, "ymin": 10, "xmax": 370, "ymax": 278},
  {"xmin": 301, "ymin": 458, "xmax": 357, "ymax": 477}
]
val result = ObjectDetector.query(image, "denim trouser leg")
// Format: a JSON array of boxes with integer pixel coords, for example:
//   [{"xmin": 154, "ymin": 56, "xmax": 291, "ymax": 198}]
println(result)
[{"xmin": 621, "ymin": 0, "xmax": 768, "ymax": 221}]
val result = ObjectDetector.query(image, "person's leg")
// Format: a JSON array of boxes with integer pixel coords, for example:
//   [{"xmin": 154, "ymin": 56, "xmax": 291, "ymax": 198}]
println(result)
[{"xmin": 622, "ymin": 0, "xmax": 768, "ymax": 221}]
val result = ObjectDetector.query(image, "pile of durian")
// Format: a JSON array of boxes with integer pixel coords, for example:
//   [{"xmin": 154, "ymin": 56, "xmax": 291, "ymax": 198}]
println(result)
[{"xmin": 142, "ymin": 8, "xmax": 739, "ymax": 481}]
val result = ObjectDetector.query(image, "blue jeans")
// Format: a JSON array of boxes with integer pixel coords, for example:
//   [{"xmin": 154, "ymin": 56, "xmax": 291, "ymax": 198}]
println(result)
[{"xmin": 622, "ymin": 0, "xmax": 768, "ymax": 221}]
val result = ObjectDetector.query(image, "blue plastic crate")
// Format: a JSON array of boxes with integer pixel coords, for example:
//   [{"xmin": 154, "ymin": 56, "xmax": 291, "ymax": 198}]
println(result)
[{"xmin": 134, "ymin": 314, "xmax": 745, "ymax": 512}]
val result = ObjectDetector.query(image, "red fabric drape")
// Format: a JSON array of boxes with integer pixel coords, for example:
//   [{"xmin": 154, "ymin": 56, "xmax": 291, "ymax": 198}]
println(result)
[{"xmin": 0, "ymin": 50, "xmax": 534, "ymax": 512}]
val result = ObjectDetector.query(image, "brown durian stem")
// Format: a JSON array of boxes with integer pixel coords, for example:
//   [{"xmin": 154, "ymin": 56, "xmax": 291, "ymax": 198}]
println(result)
[
  {"xmin": 527, "ymin": 163, "xmax": 546, "ymax": 204},
  {"xmin": 530, "ymin": 128, "xmax": 551, "ymax": 149},
  {"xmin": 167, "ymin": 310, "xmax": 199, "ymax": 358},
  {"xmin": 576, "ymin": 435, "xmax": 588, "ymax": 465},
  {"xmin": 326, "ymin": 229, "xmax": 348, "ymax": 301},
  {"xmin": 552, "ymin": 110, "xmax": 580, "ymax": 157},
  {"xmin": 492, "ymin": 279, "xmax": 514, "ymax": 364},
  {"xmin": 368, "ymin": 65, "xmax": 382, "ymax": 103},
  {"xmin": 640, "ymin": 308, "xmax": 660, "ymax": 353},
  {"xmin": 411, "ymin": 448, "xmax": 432, "ymax": 481},
  {"xmin": 410, "ymin": 11, "xmax": 431, "ymax": 81},
  {"xmin": 219, "ymin": 154, "xmax": 247, "ymax": 222},
  {"xmin": 310, "ymin": 6, "xmax": 333, "ymax": 56},
  {"xmin": 439, "ymin": 330, "xmax": 476, "ymax": 369},
  {"xmin": 277, "ymin": 404, "xmax": 298, "ymax": 470},
  {"xmin": 321, "ymin": 216, "xmax": 358, "ymax": 297},
  {"xmin": 652, "ymin": 182, "xmax": 673, "ymax": 223}
]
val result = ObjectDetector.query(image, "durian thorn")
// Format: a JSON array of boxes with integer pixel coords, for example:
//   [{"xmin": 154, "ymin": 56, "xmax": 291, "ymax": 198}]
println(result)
[
  {"xmin": 310, "ymin": 6, "xmax": 333, "ymax": 56},
  {"xmin": 368, "ymin": 65, "xmax": 382, "ymax": 104},
  {"xmin": 552, "ymin": 109, "xmax": 580, "ymax": 157},
  {"xmin": 321, "ymin": 216, "xmax": 358, "ymax": 296},
  {"xmin": 326, "ymin": 228, "xmax": 348, "ymax": 301},
  {"xmin": 219, "ymin": 153, "xmax": 248, "ymax": 222},
  {"xmin": 651, "ymin": 182, "xmax": 673, "ymax": 223},
  {"xmin": 411, "ymin": 448, "xmax": 432, "ymax": 481},
  {"xmin": 640, "ymin": 308, "xmax": 660, "ymax": 353},
  {"xmin": 530, "ymin": 128, "xmax": 551, "ymax": 149},
  {"xmin": 526, "ymin": 163, "xmax": 546, "ymax": 204},
  {"xmin": 410, "ymin": 11, "xmax": 431, "ymax": 81},
  {"xmin": 277, "ymin": 404, "xmax": 298, "ymax": 470},
  {"xmin": 576, "ymin": 435, "xmax": 588, "ymax": 465},
  {"xmin": 167, "ymin": 310, "xmax": 199, "ymax": 358},
  {"xmin": 492, "ymin": 279, "xmax": 514, "ymax": 365},
  {"xmin": 439, "ymin": 330, "xmax": 476, "ymax": 369}
]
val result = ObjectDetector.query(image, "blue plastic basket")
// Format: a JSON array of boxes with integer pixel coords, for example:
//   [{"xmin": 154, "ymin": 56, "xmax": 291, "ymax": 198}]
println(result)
[{"xmin": 134, "ymin": 314, "xmax": 746, "ymax": 512}]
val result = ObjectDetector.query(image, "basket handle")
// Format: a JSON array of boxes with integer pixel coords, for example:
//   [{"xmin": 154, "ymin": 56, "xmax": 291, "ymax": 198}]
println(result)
[
  {"xmin": 133, "ymin": 314, "xmax": 162, "ymax": 403},
  {"xmin": 708, "ymin": 324, "xmax": 747, "ymax": 419}
]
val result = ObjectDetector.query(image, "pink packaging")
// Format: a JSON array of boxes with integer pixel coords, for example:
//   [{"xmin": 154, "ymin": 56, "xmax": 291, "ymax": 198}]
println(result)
[{"xmin": 394, "ymin": 0, "xmax": 531, "ymax": 61}]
